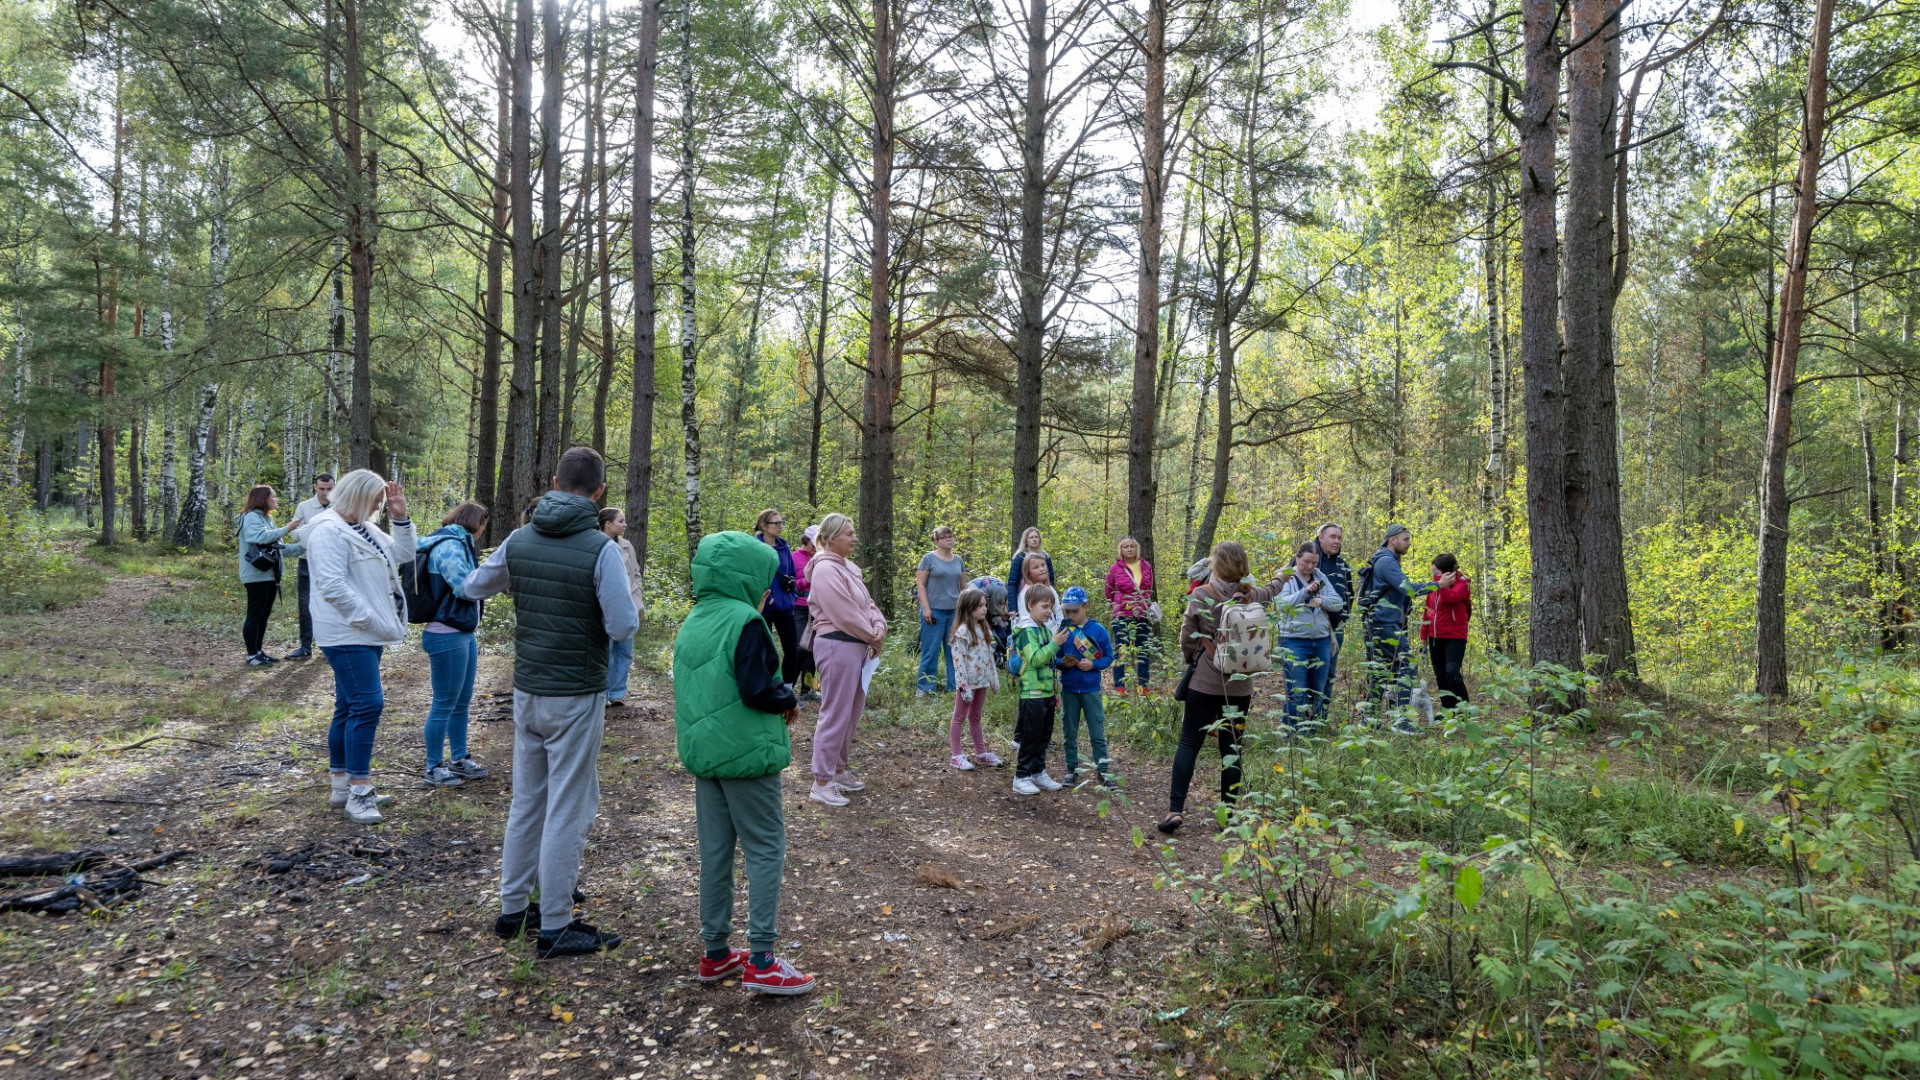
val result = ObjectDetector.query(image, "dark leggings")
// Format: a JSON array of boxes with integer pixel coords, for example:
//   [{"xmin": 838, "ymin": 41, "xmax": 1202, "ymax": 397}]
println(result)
[
  {"xmin": 793, "ymin": 607, "xmax": 816, "ymax": 681},
  {"xmin": 766, "ymin": 608, "xmax": 801, "ymax": 686},
  {"xmin": 1167, "ymin": 689, "xmax": 1250, "ymax": 813},
  {"xmin": 1428, "ymin": 637, "xmax": 1470, "ymax": 708},
  {"xmin": 243, "ymin": 580, "xmax": 279, "ymax": 656}
]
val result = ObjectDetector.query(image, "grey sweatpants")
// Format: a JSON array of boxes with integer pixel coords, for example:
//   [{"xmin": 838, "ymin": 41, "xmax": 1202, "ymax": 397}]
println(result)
[
  {"xmin": 500, "ymin": 690, "xmax": 605, "ymax": 934},
  {"xmin": 696, "ymin": 773, "xmax": 787, "ymax": 954}
]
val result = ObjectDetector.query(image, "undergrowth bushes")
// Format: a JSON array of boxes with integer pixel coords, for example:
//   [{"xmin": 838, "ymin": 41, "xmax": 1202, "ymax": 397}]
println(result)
[
  {"xmin": 0, "ymin": 490, "xmax": 104, "ymax": 613},
  {"xmin": 1138, "ymin": 660, "xmax": 1920, "ymax": 1077}
]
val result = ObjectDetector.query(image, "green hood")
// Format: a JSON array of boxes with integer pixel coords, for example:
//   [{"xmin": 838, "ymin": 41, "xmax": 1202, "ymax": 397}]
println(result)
[
  {"xmin": 533, "ymin": 490, "xmax": 602, "ymax": 537},
  {"xmin": 674, "ymin": 531, "xmax": 790, "ymax": 780},
  {"xmin": 693, "ymin": 530, "xmax": 777, "ymax": 608}
]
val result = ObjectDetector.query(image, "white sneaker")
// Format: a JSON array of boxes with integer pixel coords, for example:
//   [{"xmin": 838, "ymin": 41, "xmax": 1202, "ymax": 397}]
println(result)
[
  {"xmin": 1032, "ymin": 772, "xmax": 1064, "ymax": 792},
  {"xmin": 1011, "ymin": 776, "xmax": 1041, "ymax": 796},
  {"xmin": 831, "ymin": 772, "xmax": 866, "ymax": 792},
  {"xmin": 331, "ymin": 776, "xmax": 393, "ymax": 809},
  {"xmin": 809, "ymin": 783, "xmax": 850, "ymax": 807},
  {"xmin": 344, "ymin": 786, "xmax": 386, "ymax": 824},
  {"xmin": 949, "ymin": 754, "xmax": 974, "ymax": 771}
]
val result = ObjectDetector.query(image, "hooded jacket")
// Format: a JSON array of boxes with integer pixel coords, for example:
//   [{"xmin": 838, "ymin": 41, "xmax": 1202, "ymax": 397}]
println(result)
[
  {"xmin": 758, "ymin": 534, "xmax": 798, "ymax": 613},
  {"xmin": 1275, "ymin": 568, "xmax": 1345, "ymax": 640},
  {"xmin": 1421, "ymin": 572, "xmax": 1472, "ymax": 641},
  {"xmin": 674, "ymin": 531, "xmax": 795, "ymax": 780},
  {"xmin": 503, "ymin": 491, "xmax": 615, "ymax": 695}
]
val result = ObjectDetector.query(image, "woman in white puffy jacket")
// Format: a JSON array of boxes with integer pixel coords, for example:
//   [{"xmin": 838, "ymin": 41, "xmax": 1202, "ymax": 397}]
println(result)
[{"xmin": 306, "ymin": 469, "xmax": 416, "ymax": 824}]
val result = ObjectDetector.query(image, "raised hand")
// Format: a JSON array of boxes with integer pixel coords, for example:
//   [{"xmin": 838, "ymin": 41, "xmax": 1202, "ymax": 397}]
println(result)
[{"xmin": 385, "ymin": 481, "xmax": 409, "ymax": 521}]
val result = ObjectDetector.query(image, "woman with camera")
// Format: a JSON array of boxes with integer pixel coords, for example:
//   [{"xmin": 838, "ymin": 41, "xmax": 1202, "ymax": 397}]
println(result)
[
  {"xmin": 753, "ymin": 509, "xmax": 802, "ymax": 691},
  {"xmin": 237, "ymin": 485, "xmax": 303, "ymax": 667}
]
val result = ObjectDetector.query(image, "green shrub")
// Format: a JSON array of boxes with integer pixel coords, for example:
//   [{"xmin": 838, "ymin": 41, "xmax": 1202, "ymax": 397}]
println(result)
[{"xmin": 0, "ymin": 489, "xmax": 105, "ymax": 613}]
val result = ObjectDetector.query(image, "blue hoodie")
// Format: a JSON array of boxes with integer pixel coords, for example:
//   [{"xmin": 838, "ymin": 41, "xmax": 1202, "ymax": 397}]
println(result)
[
  {"xmin": 1055, "ymin": 618, "xmax": 1114, "ymax": 693},
  {"xmin": 759, "ymin": 534, "xmax": 798, "ymax": 613}
]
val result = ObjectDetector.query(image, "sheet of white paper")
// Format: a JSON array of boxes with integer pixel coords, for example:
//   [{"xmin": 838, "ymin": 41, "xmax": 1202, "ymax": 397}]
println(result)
[{"xmin": 860, "ymin": 656, "xmax": 882, "ymax": 694}]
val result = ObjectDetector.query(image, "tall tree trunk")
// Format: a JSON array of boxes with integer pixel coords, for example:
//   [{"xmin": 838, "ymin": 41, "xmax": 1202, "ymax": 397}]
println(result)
[
  {"xmin": 1566, "ymin": 0, "xmax": 1636, "ymax": 677},
  {"xmin": 1859, "ymin": 378, "xmax": 1893, "ymax": 649},
  {"xmin": 1125, "ymin": 0, "xmax": 1168, "ymax": 572},
  {"xmin": 807, "ymin": 186, "xmax": 834, "ymax": 510},
  {"xmin": 1756, "ymin": 0, "xmax": 1836, "ymax": 699},
  {"xmin": 533, "ymin": 0, "xmax": 566, "ymax": 483},
  {"xmin": 625, "ymin": 0, "xmax": 660, "ymax": 575},
  {"xmin": 99, "ymin": 45, "xmax": 125, "ymax": 547},
  {"xmin": 679, "ymin": 0, "xmax": 702, "ymax": 559},
  {"xmin": 591, "ymin": 0, "xmax": 614, "ymax": 455},
  {"xmin": 1520, "ymin": 0, "xmax": 1581, "ymax": 678},
  {"xmin": 173, "ymin": 385, "xmax": 218, "ymax": 548},
  {"xmin": 504, "ymin": 0, "xmax": 538, "ymax": 519},
  {"xmin": 342, "ymin": 0, "xmax": 377, "ymax": 470},
  {"xmin": 1479, "ymin": 51, "xmax": 1507, "ymax": 654},
  {"xmin": 159, "ymin": 300, "xmax": 178, "ymax": 539},
  {"xmin": 477, "ymin": 3, "xmax": 508, "ymax": 538},
  {"xmin": 1192, "ymin": 245, "xmax": 1232, "ymax": 559},
  {"xmin": 1008, "ymin": 0, "xmax": 1048, "ymax": 549},
  {"xmin": 859, "ymin": 0, "xmax": 900, "ymax": 611}
]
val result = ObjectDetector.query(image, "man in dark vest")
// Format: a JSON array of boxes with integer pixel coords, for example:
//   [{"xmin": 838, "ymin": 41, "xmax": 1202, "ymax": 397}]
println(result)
[{"xmin": 463, "ymin": 447, "xmax": 639, "ymax": 958}]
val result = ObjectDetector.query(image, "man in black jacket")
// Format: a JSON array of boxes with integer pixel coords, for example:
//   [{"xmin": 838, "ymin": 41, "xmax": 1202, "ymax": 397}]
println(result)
[{"xmin": 1311, "ymin": 523, "xmax": 1354, "ymax": 693}]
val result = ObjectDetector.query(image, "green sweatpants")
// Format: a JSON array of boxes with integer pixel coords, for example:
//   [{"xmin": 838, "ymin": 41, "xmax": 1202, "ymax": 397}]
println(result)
[{"xmin": 695, "ymin": 773, "xmax": 786, "ymax": 954}]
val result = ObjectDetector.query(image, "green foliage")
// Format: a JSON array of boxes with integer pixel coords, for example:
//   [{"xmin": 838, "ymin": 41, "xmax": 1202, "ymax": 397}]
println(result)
[
  {"xmin": 1137, "ymin": 661, "xmax": 1920, "ymax": 1076},
  {"xmin": 0, "ymin": 493, "xmax": 103, "ymax": 612}
]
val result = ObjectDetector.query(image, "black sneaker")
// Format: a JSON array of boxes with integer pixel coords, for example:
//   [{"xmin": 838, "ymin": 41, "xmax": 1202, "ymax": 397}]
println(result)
[
  {"xmin": 536, "ymin": 920, "xmax": 621, "ymax": 959},
  {"xmin": 285, "ymin": 647, "xmax": 313, "ymax": 660},
  {"xmin": 246, "ymin": 654, "xmax": 272, "ymax": 668},
  {"xmin": 494, "ymin": 890, "xmax": 588, "ymax": 940},
  {"xmin": 494, "ymin": 908, "xmax": 546, "ymax": 939}
]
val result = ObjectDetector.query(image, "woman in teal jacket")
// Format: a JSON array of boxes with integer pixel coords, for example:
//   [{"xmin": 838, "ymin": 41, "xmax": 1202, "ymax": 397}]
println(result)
[
  {"xmin": 672, "ymin": 530, "xmax": 815, "ymax": 996},
  {"xmin": 237, "ymin": 485, "xmax": 303, "ymax": 667}
]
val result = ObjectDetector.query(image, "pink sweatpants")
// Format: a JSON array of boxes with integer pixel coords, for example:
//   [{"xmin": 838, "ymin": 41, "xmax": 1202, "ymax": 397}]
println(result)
[
  {"xmin": 950, "ymin": 690, "xmax": 989, "ymax": 755},
  {"xmin": 811, "ymin": 635, "xmax": 869, "ymax": 785}
]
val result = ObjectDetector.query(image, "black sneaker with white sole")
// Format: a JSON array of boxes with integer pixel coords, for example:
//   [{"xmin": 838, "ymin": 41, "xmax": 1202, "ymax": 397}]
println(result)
[{"xmin": 536, "ymin": 920, "xmax": 621, "ymax": 959}]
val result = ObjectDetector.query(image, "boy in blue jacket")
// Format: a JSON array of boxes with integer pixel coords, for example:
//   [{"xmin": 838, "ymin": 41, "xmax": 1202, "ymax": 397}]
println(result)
[{"xmin": 1055, "ymin": 587, "xmax": 1115, "ymax": 786}]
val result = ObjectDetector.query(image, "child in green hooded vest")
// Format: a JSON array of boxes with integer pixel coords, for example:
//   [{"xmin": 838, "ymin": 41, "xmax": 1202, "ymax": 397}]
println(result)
[{"xmin": 673, "ymin": 531, "xmax": 815, "ymax": 996}]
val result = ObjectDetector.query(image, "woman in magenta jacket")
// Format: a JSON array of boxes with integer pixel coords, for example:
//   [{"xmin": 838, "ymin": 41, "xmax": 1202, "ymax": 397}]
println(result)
[
  {"xmin": 1103, "ymin": 536, "xmax": 1156, "ymax": 691},
  {"xmin": 1420, "ymin": 552, "xmax": 1472, "ymax": 709}
]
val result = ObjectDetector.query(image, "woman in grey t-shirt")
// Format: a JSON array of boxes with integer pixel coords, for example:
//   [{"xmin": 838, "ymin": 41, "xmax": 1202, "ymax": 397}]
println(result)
[{"xmin": 915, "ymin": 526, "xmax": 966, "ymax": 695}]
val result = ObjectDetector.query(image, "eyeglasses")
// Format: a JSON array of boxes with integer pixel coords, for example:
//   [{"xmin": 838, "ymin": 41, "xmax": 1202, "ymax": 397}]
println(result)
[{"xmin": 767, "ymin": 520, "xmax": 784, "ymax": 526}]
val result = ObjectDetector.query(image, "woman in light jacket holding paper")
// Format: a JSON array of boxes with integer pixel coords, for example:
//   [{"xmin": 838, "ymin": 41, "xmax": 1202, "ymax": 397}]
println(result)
[
  {"xmin": 802, "ymin": 513, "xmax": 887, "ymax": 808},
  {"xmin": 305, "ymin": 469, "xmax": 416, "ymax": 825}
]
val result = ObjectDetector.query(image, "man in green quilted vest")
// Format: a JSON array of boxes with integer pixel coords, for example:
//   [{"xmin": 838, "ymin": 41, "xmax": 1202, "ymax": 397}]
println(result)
[
  {"xmin": 673, "ymin": 531, "xmax": 815, "ymax": 995},
  {"xmin": 463, "ymin": 447, "xmax": 639, "ymax": 959}
]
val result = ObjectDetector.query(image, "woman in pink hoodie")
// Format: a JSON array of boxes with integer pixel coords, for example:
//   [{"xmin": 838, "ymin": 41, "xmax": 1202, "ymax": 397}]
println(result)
[
  {"xmin": 803, "ymin": 513, "xmax": 889, "ymax": 807},
  {"xmin": 1103, "ymin": 536, "xmax": 1156, "ymax": 691}
]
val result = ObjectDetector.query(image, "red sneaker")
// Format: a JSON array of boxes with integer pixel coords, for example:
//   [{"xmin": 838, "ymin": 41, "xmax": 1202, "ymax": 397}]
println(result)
[
  {"xmin": 742, "ymin": 955, "xmax": 816, "ymax": 996},
  {"xmin": 698, "ymin": 948, "xmax": 750, "ymax": 983}
]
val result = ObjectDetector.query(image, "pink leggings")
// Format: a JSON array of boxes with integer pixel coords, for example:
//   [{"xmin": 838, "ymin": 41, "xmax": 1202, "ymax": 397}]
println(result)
[{"xmin": 950, "ymin": 690, "xmax": 989, "ymax": 755}]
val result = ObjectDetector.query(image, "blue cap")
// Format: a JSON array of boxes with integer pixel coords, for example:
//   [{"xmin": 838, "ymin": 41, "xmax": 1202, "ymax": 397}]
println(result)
[{"xmin": 1060, "ymin": 586, "xmax": 1089, "ymax": 606}]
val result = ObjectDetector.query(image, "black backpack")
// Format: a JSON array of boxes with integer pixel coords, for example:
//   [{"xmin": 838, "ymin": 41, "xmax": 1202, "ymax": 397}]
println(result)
[
  {"xmin": 1358, "ymin": 551, "xmax": 1387, "ymax": 618},
  {"xmin": 400, "ymin": 534, "xmax": 472, "ymax": 625}
]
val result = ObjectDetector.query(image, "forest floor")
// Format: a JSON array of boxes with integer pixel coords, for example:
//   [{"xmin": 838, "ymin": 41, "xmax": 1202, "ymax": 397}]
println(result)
[{"xmin": 0, "ymin": 550, "xmax": 1269, "ymax": 1080}]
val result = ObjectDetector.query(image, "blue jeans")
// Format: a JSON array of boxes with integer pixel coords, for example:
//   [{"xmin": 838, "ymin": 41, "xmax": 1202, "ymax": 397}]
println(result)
[
  {"xmin": 422, "ymin": 631, "xmax": 477, "ymax": 770},
  {"xmin": 323, "ymin": 645, "xmax": 385, "ymax": 779},
  {"xmin": 1112, "ymin": 617, "xmax": 1154, "ymax": 688},
  {"xmin": 1060, "ymin": 690, "xmax": 1110, "ymax": 776},
  {"xmin": 917, "ymin": 607, "xmax": 956, "ymax": 692},
  {"xmin": 607, "ymin": 637, "xmax": 634, "ymax": 700},
  {"xmin": 1366, "ymin": 622, "xmax": 1414, "ymax": 706},
  {"xmin": 1280, "ymin": 636, "xmax": 1333, "ymax": 729}
]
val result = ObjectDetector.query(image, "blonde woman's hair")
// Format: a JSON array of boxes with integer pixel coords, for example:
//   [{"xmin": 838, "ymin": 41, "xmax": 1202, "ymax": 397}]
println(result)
[
  {"xmin": 1117, "ymin": 535, "xmax": 1140, "ymax": 558},
  {"xmin": 1209, "ymin": 540, "xmax": 1250, "ymax": 584},
  {"xmin": 331, "ymin": 469, "xmax": 388, "ymax": 523},
  {"xmin": 1014, "ymin": 526, "xmax": 1043, "ymax": 556},
  {"xmin": 817, "ymin": 513, "xmax": 854, "ymax": 549}
]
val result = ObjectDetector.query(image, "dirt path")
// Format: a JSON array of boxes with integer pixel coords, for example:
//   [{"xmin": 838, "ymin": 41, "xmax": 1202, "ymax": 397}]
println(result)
[{"xmin": 0, "ymin": 568, "xmax": 1225, "ymax": 1080}]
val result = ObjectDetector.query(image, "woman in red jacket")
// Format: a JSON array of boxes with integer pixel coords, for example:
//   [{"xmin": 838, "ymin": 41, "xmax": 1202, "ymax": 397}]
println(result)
[{"xmin": 1421, "ymin": 552, "xmax": 1472, "ymax": 709}]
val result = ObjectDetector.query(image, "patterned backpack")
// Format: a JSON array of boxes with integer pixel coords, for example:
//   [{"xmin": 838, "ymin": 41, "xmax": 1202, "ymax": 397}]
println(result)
[{"xmin": 1211, "ymin": 593, "xmax": 1273, "ymax": 676}]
